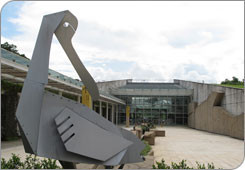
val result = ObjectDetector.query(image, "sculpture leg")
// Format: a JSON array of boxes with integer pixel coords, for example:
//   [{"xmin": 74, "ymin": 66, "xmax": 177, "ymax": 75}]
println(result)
[
  {"xmin": 59, "ymin": 160, "xmax": 77, "ymax": 169},
  {"xmin": 118, "ymin": 164, "xmax": 125, "ymax": 169},
  {"xmin": 105, "ymin": 165, "xmax": 114, "ymax": 169}
]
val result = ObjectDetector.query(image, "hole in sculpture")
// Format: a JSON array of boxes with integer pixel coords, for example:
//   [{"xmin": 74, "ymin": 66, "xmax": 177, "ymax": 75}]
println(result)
[
  {"xmin": 63, "ymin": 22, "xmax": 70, "ymax": 28},
  {"xmin": 63, "ymin": 21, "xmax": 76, "ymax": 32}
]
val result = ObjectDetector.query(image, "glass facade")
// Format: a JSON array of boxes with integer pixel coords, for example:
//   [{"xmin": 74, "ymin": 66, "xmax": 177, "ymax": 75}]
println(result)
[{"xmin": 116, "ymin": 95, "xmax": 190, "ymax": 125}]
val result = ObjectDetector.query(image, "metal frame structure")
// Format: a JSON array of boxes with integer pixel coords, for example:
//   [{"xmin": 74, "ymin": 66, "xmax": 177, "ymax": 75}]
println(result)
[{"xmin": 16, "ymin": 10, "xmax": 144, "ymax": 166}]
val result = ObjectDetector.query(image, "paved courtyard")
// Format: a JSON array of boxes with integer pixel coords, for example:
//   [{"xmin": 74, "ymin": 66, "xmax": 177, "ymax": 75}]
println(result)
[
  {"xmin": 152, "ymin": 126, "xmax": 244, "ymax": 169},
  {"xmin": 1, "ymin": 125, "xmax": 244, "ymax": 169}
]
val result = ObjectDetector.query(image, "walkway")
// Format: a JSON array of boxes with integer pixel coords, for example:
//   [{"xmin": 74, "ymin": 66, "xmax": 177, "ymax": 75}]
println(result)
[
  {"xmin": 1, "ymin": 126, "xmax": 244, "ymax": 169},
  {"xmin": 152, "ymin": 126, "xmax": 244, "ymax": 169}
]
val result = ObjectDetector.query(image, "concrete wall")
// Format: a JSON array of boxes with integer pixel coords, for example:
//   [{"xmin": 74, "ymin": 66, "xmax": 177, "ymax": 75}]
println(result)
[
  {"xmin": 176, "ymin": 79, "xmax": 244, "ymax": 139},
  {"xmin": 97, "ymin": 79, "xmax": 132, "ymax": 92},
  {"xmin": 188, "ymin": 102, "xmax": 197, "ymax": 128},
  {"xmin": 188, "ymin": 92, "xmax": 244, "ymax": 139},
  {"xmin": 174, "ymin": 79, "xmax": 244, "ymax": 116}
]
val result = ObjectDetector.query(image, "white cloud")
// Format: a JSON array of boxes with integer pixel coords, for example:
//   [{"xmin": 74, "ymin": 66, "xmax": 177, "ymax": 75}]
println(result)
[{"xmin": 2, "ymin": 1, "xmax": 244, "ymax": 83}]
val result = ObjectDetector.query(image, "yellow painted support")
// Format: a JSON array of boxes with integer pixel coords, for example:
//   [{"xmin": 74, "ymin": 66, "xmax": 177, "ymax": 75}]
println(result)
[
  {"xmin": 126, "ymin": 106, "xmax": 130, "ymax": 127},
  {"xmin": 82, "ymin": 86, "xmax": 92, "ymax": 109}
]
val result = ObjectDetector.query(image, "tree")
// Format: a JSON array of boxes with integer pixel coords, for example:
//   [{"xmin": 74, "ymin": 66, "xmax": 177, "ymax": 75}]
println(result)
[
  {"xmin": 221, "ymin": 77, "xmax": 243, "ymax": 85},
  {"xmin": 1, "ymin": 42, "xmax": 18, "ymax": 53},
  {"xmin": 221, "ymin": 78, "xmax": 230, "ymax": 85},
  {"xmin": 232, "ymin": 76, "xmax": 239, "ymax": 83},
  {"xmin": 1, "ymin": 42, "xmax": 28, "ymax": 59}
]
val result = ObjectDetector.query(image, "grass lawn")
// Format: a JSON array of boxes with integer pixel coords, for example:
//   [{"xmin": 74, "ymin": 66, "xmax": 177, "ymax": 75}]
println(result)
[{"xmin": 218, "ymin": 84, "xmax": 244, "ymax": 89}]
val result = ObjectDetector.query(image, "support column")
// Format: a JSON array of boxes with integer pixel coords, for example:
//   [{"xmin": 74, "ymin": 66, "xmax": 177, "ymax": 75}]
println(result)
[
  {"xmin": 77, "ymin": 95, "xmax": 81, "ymax": 103},
  {"xmin": 116, "ymin": 105, "xmax": 118, "ymax": 125},
  {"xmin": 126, "ymin": 106, "xmax": 130, "ymax": 127},
  {"xmin": 106, "ymin": 102, "xmax": 109, "ymax": 120},
  {"xmin": 82, "ymin": 86, "xmax": 92, "ymax": 109},
  {"xmin": 59, "ymin": 91, "xmax": 62, "ymax": 96},
  {"xmin": 112, "ymin": 104, "xmax": 115, "ymax": 124},
  {"xmin": 99, "ymin": 100, "xmax": 102, "ymax": 116}
]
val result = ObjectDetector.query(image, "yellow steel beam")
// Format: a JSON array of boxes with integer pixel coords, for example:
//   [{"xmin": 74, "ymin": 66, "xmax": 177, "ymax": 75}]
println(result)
[
  {"xmin": 82, "ymin": 86, "xmax": 92, "ymax": 109},
  {"xmin": 126, "ymin": 106, "xmax": 130, "ymax": 127}
]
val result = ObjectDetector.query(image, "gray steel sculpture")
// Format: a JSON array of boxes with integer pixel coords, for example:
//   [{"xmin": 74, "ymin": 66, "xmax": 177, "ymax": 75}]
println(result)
[{"xmin": 16, "ymin": 10, "xmax": 145, "ymax": 166}]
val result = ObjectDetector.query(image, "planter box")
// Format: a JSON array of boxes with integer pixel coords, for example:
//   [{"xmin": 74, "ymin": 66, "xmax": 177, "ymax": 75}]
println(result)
[
  {"xmin": 131, "ymin": 129, "xmax": 142, "ymax": 139},
  {"xmin": 143, "ymin": 132, "xmax": 155, "ymax": 145},
  {"xmin": 150, "ymin": 130, "xmax": 165, "ymax": 137}
]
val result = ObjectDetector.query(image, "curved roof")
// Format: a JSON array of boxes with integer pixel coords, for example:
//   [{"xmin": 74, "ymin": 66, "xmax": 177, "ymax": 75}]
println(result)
[{"xmin": 1, "ymin": 48, "xmax": 125, "ymax": 105}]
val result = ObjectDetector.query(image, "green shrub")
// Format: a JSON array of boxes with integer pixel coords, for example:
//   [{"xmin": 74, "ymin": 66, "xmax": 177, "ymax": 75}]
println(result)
[
  {"xmin": 141, "ymin": 124, "xmax": 150, "ymax": 134},
  {"xmin": 40, "ymin": 158, "xmax": 60, "ymax": 169},
  {"xmin": 1, "ymin": 154, "xmax": 62, "ymax": 169},
  {"xmin": 153, "ymin": 159, "xmax": 170, "ymax": 169},
  {"xmin": 140, "ymin": 140, "xmax": 152, "ymax": 156},
  {"xmin": 153, "ymin": 159, "xmax": 220, "ymax": 169},
  {"xmin": 147, "ymin": 122, "xmax": 156, "ymax": 129},
  {"xmin": 1, "ymin": 154, "xmax": 24, "ymax": 169},
  {"xmin": 170, "ymin": 160, "xmax": 192, "ymax": 169},
  {"xmin": 196, "ymin": 161, "xmax": 216, "ymax": 169}
]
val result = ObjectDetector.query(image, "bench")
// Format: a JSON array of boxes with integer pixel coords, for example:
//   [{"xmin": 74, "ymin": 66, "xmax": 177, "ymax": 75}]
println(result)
[{"xmin": 150, "ymin": 129, "xmax": 165, "ymax": 137}]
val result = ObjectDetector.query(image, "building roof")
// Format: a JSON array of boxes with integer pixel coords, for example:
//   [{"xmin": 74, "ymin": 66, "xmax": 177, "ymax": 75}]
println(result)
[
  {"xmin": 99, "ymin": 91, "xmax": 125, "ymax": 104},
  {"xmin": 1, "ymin": 48, "xmax": 125, "ymax": 105},
  {"xmin": 119, "ymin": 82, "xmax": 185, "ymax": 90},
  {"xmin": 111, "ymin": 82, "xmax": 193, "ymax": 96},
  {"xmin": 1, "ymin": 48, "xmax": 84, "ymax": 87}
]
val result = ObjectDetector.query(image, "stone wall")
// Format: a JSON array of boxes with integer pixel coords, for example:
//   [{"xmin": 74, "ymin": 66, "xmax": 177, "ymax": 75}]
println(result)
[
  {"xmin": 174, "ymin": 79, "xmax": 244, "ymax": 116},
  {"xmin": 176, "ymin": 79, "xmax": 244, "ymax": 139},
  {"xmin": 188, "ymin": 102, "xmax": 197, "ymax": 128},
  {"xmin": 189, "ymin": 92, "xmax": 244, "ymax": 139}
]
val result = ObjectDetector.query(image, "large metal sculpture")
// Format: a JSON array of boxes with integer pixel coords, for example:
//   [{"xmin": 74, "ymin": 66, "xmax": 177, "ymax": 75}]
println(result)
[{"xmin": 16, "ymin": 10, "xmax": 144, "ymax": 167}]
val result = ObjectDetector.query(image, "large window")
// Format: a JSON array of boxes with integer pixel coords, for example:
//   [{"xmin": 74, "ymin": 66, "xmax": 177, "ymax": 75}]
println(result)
[{"xmin": 117, "ymin": 95, "xmax": 190, "ymax": 125}]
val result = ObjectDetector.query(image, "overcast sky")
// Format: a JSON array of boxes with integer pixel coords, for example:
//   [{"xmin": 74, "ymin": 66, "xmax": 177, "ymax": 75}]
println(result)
[{"xmin": 1, "ymin": 1, "xmax": 244, "ymax": 83}]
